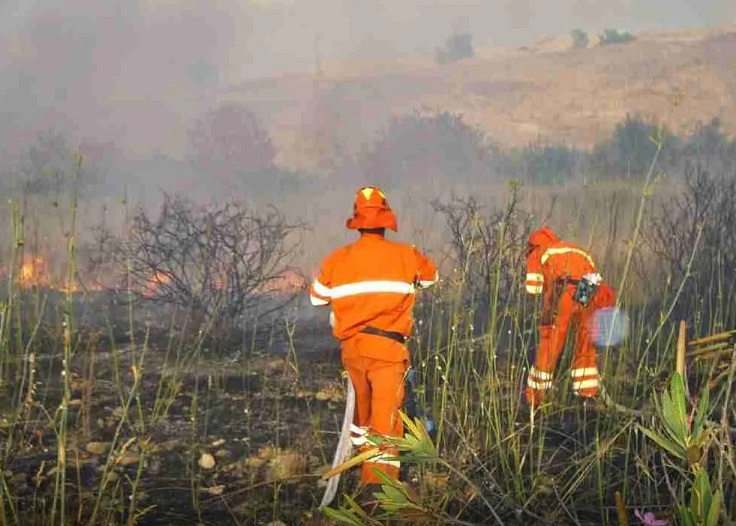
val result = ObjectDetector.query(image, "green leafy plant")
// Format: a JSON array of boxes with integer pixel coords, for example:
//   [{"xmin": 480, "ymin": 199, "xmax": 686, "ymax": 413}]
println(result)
[
  {"xmin": 319, "ymin": 411, "xmax": 498, "ymax": 525},
  {"xmin": 675, "ymin": 467, "xmax": 723, "ymax": 526},
  {"xmin": 637, "ymin": 372, "xmax": 711, "ymax": 466},
  {"xmin": 637, "ymin": 372, "xmax": 723, "ymax": 526}
]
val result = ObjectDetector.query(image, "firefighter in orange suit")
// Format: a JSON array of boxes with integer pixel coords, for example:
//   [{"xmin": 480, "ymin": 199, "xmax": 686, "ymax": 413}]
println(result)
[
  {"xmin": 524, "ymin": 226, "xmax": 616, "ymax": 406},
  {"xmin": 309, "ymin": 186, "xmax": 438, "ymax": 496}
]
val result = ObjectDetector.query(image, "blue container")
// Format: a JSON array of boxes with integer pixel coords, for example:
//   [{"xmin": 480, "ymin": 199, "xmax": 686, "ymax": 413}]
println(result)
[{"xmin": 590, "ymin": 307, "xmax": 630, "ymax": 348}]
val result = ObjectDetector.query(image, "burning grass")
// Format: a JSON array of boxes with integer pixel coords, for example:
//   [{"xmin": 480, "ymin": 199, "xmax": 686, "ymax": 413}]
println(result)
[{"xmin": 0, "ymin": 254, "xmax": 101, "ymax": 294}]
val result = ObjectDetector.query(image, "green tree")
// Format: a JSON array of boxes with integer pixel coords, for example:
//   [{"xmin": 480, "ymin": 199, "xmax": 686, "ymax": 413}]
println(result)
[
  {"xmin": 590, "ymin": 114, "xmax": 675, "ymax": 178},
  {"xmin": 8, "ymin": 130, "xmax": 94, "ymax": 198},
  {"xmin": 570, "ymin": 29, "xmax": 589, "ymax": 49},
  {"xmin": 360, "ymin": 110, "xmax": 497, "ymax": 189},
  {"xmin": 187, "ymin": 102, "xmax": 275, "ymax": 179},
  {"xmin": 682, "ymin": 117, "xmax": 736, "ymax": 167},
  {"xmin": 511, "ymin": 140, "xmax": 581, "ymax": 184},
  {"xmin": 435, "ymin": 32, "xmax": 474, "ymax": 64},
  {"xmin": 599, "ymin": 28, "xmax": 635, "ymax": 45}
]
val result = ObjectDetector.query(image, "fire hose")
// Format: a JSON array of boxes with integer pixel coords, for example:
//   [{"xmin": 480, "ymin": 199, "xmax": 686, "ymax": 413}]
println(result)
[
  {"xmin": 319, "ymin": 371, "xmax": 355, "ymax": 508},
  {"xmin": 319, "ymin": 366, "xmax": 435, "ymax": 508}
]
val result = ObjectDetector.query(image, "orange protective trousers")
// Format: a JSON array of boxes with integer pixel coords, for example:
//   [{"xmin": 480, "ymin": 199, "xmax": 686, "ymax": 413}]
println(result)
[
  {"xmin": 341, "ymin": 332, "xmax": 407, "ymax": 485},
  {"xmin": 525, "ymin": 284, "xmax": 599, "ymax": 405}
]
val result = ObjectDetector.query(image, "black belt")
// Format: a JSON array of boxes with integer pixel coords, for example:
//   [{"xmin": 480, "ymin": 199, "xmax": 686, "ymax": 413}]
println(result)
[
  {"xmin": 359, "ymin": 326, "xmax": 407, "ymax": 344},
  {"xmin": 557, "ymin": 277, "xmax": 580, "ymax": 286}
]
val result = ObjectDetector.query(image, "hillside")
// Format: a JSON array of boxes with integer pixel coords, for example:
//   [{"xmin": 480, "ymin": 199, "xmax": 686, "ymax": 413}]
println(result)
[{"xmin": 224, "ymin": 24, "xmax": 736, "ymax": 172}]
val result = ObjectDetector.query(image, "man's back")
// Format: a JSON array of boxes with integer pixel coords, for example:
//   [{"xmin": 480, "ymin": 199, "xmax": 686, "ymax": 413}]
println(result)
[
  {"xmin": 310, "ymin": 233, "xmax": 436, "ymax": 340},
  {"xmin": 529, "ymin": 239, "xmax": 597, "ymax": 286}
]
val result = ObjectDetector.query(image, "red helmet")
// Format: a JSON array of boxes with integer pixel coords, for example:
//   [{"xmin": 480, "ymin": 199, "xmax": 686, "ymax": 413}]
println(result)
[
  {"xmin": 346, "ymin": 186, "xmax": 398, "ymax": 231},
  {"xmin": 528, "ymin": 226, "xmax": 559, "ymax": 248}
]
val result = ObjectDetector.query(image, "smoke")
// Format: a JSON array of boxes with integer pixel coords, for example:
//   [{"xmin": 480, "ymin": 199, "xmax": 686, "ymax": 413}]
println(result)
[
  {"xmin": 0, "ymin": 0, "xmax": 733, "ymax": 165},
  {"xmin": 0, "ymin": 0, "xmax": 250, "ymax": 160}
]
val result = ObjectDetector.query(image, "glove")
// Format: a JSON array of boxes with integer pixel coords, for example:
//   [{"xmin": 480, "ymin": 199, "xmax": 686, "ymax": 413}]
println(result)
[{"xmin": 593, "ymin": 283, "xmax": 616, "ymax": 309}]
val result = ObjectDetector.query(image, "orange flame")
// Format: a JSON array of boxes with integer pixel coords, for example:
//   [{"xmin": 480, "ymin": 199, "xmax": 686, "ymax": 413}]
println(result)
[
  {"xmin": 255, "ymin": 270, "xmax": 307, "ymax": 294},
  {"xmin": 19, "ymin": 256, "xmax": 51, "ymax": 288},
  {"xmin": 3, "ymin": 254, "xmax": 103, "ymax": 293},
  {"xmin": 142, "ymin": 270, "xmax": 172, "ymax": 298},
  {"xmin": 137, "ymin": 270, "xmax": 305, "ymax": 297}
]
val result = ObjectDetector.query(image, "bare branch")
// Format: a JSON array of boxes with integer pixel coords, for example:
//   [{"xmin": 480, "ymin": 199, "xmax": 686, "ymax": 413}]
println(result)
[{"xmin": 85, "ymin": 194, "xmax": 306, "ymax": 326}]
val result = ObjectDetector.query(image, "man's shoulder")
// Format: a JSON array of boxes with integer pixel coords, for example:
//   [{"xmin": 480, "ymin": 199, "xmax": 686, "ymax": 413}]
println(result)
[
  {"xmin": 383, "ymin": 238, "xmax": 429, "ymax": 255},
  {"xmin": 540, "ymin": 241, "xmax": 593, "ymax": 264},
  {"xmin": 320, "ymin": 244, "xmax": 351, "ymax": 265},
  {"xmin": 547, "ymin": 239, "xmax": 587, "ymax": 252},
  {"xmin": 563, "ymin": 240, "xmax": 591, "ymax": 254},
  {"xmin": 324, "ymin": 237, "xmax": 430, "ymax": 260},
  {"xmin": 383, "ymin": 238, "xmax": 413, "ymax": 250}
]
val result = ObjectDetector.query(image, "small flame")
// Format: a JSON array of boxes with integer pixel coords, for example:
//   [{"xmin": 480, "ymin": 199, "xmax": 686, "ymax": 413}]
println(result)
[
  {"xmin": 137, "ymin": 270, "xmax": 304, "ymax": 297},
  {"xmin": 142, "ymin": 270, "xmax": 172, "ymax": 298},
  {"xmin": 19, "ymin": 256, "xmax": 50, "ymax": 288},
  {"xmin": 2, "ymin": 254, "xmax": 104, "ymax": 293},
  {"xmin": 256, "ymin": 270, "xmax": 306, "ymax": 293}
]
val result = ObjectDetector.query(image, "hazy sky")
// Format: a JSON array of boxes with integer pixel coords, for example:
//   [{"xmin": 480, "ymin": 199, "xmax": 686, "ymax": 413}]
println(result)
[
  {"xmin": 0, "ymin": 0, "xmax": 734, "ymax": 160},
  {"xmin": 3, "ymin": 0, "xmax": 734, "ymax": 79},
  {"xmin": 241, "ymin": 0, "xmax": 735, "ymax": 76}
]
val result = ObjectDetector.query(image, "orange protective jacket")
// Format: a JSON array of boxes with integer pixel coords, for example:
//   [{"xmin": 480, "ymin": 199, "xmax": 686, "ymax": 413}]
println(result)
[
  {"xmin": 525, "ymin": 229, "xmax": 615, "ymax": 310},
  {"xmin": 525, "ymin": 227, "xmax": 596, "ymax": 301},
  {"xmin": 309, "ymin": 233, "xmax": 438, "ymax": 346}
]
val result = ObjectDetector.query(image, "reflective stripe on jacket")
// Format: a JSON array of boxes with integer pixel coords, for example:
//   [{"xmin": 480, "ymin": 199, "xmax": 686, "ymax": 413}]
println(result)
[
  {"xmin": 525, "ymin": 242, "xmax": 596, "ymax": 296},
  {"xmin": 309, "ymin": 233, "xmax": 438, "ymax": 340}
]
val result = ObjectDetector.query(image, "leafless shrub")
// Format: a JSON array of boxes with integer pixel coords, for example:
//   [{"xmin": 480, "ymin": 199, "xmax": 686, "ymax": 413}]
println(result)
[
  {"xmin": 642, "ymin": 162, "xmax": 736, "ymax": 328},
  {"xmin": 430, "ymin": 183, "xmax": 534, "ymax": 311},
  {"xmin": 87, "ymin": 194, "xmax": 306, "ymax": 327}
]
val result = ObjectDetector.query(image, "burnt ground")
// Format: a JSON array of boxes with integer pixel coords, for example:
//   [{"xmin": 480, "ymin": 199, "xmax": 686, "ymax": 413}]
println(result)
[
  {"xmin": 0, "ymin": 290, "xmax": 363, "ymax": 526},
  {"xmin": 0, "ymin": 289, "xmax": 682, "ymax": 525}
]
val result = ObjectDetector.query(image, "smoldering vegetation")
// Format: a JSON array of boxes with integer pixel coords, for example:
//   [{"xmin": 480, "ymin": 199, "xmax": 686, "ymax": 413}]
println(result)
[
  {"xmin": 1, "ymin": 95, "xmax": 736, "ymax": 525},
  {"xmin": 2, "ymin": 4, "xmax": 736, "ymax": 525}
]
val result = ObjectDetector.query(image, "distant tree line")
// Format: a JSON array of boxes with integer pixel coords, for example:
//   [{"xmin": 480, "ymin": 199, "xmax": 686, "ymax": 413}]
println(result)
[
  {"xmin": 570, "ymin": 28, "xmax": 636, "ymax": 49},
  {"xmin": 433, "ymin": 27, "xmax": 636, "ymax": 63},
  {"xmin": 358, "ymin": 110, "xmax": 736, "ymax": 187},
  {"xmin": 7, "ymin": 103, "xmax": 734, "ymax": 198}
]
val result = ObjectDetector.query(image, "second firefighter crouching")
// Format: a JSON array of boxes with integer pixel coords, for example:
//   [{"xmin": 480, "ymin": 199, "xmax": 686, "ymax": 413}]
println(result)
[
  {"xmin": 524, "ymin": 226, "xmax": 616, "ymax": 406},
  {"xmin": 309, "ymin": 186, "xmax": 438, "ymax": 491}
]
